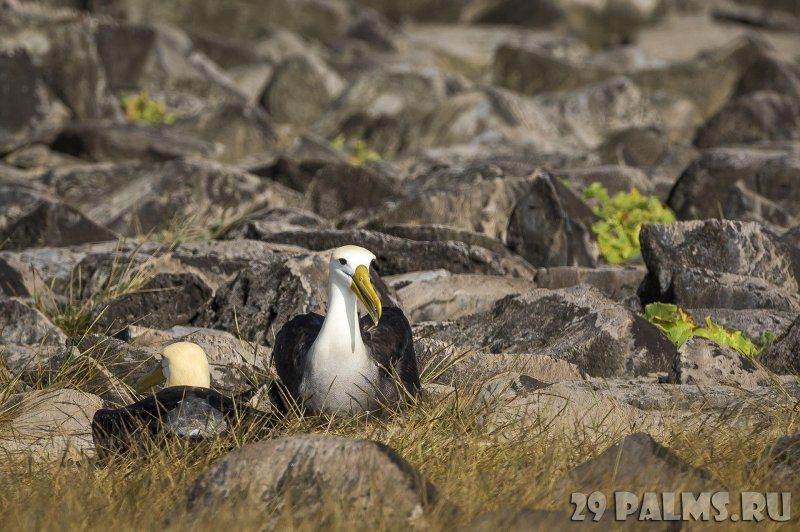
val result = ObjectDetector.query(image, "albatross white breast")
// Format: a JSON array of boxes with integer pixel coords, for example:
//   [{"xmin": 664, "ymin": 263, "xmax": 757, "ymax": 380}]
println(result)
[{"xmin": 272, "ymin": 245, "xmax": 419, "ymax": 415}]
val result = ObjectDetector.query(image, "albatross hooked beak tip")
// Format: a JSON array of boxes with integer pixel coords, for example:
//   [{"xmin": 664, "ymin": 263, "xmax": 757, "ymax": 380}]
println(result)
[{"xmin": 351, "ymin": 264, "xmax": 382, "ymax": 325}]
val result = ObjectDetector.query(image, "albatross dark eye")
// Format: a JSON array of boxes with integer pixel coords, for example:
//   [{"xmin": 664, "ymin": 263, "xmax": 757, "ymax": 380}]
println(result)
[{"xmin": 338, "ymin": 258, "xmax": 347, "ymax": 265}]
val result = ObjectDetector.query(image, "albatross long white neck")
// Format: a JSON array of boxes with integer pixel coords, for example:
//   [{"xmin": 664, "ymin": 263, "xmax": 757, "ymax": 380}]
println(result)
[{"xmin": 316, "ymin": 275, "xmax": 366, "ymax": 356}]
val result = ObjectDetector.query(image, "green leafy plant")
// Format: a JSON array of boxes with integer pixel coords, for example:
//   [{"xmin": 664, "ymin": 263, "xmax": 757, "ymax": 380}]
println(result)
[
  {"xmin": 643, "ymin": 302, "xmax": 771, "ymax": 357},
  {"xmin": 332, "ymin": 134, "xmax": 382, "ymax": 165},
  {"xmin": 120, "ymin": 91, "xmax": 175, "ymax": 125},
  {"xmin": 580, "ymin": 183, "xmax": 675, "ymax": 265}
]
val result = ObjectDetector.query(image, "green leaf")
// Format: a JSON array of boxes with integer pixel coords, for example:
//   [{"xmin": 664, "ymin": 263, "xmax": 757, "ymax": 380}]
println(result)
[
  {"xmin": 581, "ymin": 183, "xmax": 675, "ymax": 264},
  {"xmin": 644, "ymin": 302, "xmax": 679, "ymax": 323}
]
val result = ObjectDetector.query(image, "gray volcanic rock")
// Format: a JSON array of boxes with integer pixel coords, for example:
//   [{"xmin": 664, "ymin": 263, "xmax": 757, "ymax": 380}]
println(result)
[
  {"xmin": 631, "ymin": 36, "xmax": 765, "ymax": 119},
  {"xmin": 479, "ymin": 380, "xmax": 661, "ymax": 443},
  {"xmin": 1, "ymin": 344, "xmax": 59, "ymax": 375},
  {"xmin": 361, "ymin": 174, "xmax": 539, "ymax": 242},
  {"xmin": 43, "ymin": 158, "xmax": 302, "ymax": 235},
  {"xmin": 416, "ymin": 337, "xmax": 584, "ymax": 388},
  {"xmin": 735, "ymin": 53, "xmax": 800, "ymax": 106},
  {"xmin": 304, "ymin": 163, "xmax": 402, "ymax": 220},
  {"xmin": 0, "ymin": 251, "xmax": 61, "ymax": 303},
  {"xmin": 668, "ymin": 148, "xmax": 800, "ymax": 225},
  {"xmin": 90, "ymin": 272, "xmax": 213, "ymax": 333},
  {"xmin": 68, "ymin": 334, "xmax": 159, "ymax": 386},
  {"xmin": 181, "ymin": 435, "xmax": 442, "ymax": 529},
  {"xmin": 389, "ymin": 271, "xmax": 531, "ymax": 322},
  {"xmin": 375, "ymin": 224, "xmax": 511, "ymax": 256},
  {"xmin": 506, "ymin": 173, "xmax": 599, "ymax": 267},
  {"xmin": 0, "ymin": 297, "xmax": 65, "ymax": 346},
  {"xmin": 243, "ymin": 228, "xmax": 534, "ymax": 277},
  {"xmin": 784, "ymin": 225, "xmax": 800, "ymax": 250},
  {"xmin": 491, "ymin": 37, "xmax": 599, "ymax": 95},
  {"xmin": 668, "ymin": 336, "xmax": 771, "ymax": 389},
  {"xmin": 758, "ymin": 315, "xmax": 800, "ymax": 376},
  {"xmin": 169, "ymin": 239, "xmax": 307, "ymax": 290},
  {"xmin": 0, "ymin": 48, "xmax": 69, "ymax": 152},
  {"xmin": 318, "ymin": 66, "xmax": 447, "ymax": 156},
  {"xmin": 694, "ymin": 91, "xmax": 800, "ymax": 148},
  {"xmin": 170, "ymin": 100, "xmax": 278, "ymax": 165},
  {"xmin": 224, "ymin": 207, "xmax": 332, "ymax": 241},
  {"xmin": 558, "ymin": 165, "xmax": 654, "ymax": 195},
  {"xmin": 588, "ymin": 377, "xmax": 800, "ymax": 413},
  {"xmin": 199, "ymin": 253, "xmax": 328, "ymax": 347},
  {"xmin": 534, "ymin": 266, "xmax": 646, "ymax": 307},
  {"xmin": 424, "ymin": 285, "xmax": 676, "ymax": 378},
  {"xmin": 0, "ymin": 184, "xmax": 117, "ymax": 250},
  {"xmin": 639, "ymin": 220, "xmax": 800, "ymax": 311},
  {"xmin": 94, "ymin": 0, "xmax": 359, "ymax": 46},
  {"xmin": 1, "ymin": 4, "xmax": 120, "ymax": 122},
  {"xmin": 0, "ymin": 388, "xmax": 103, "ymax": 461},
  {"xmin": 261, "ymin": 53, "xmax": 344, "ymax": 126},
  {"xmin": 45, "ymin": 121, "xmax": 222, "ymax": 163},
  {"xmin": 552, "ymin": 432, "xmax": 721, "ymax": 508}
]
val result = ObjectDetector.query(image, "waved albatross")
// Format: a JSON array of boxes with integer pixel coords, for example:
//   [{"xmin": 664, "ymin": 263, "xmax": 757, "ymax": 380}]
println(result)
[
  {"xmin": 92, "ymin": 342, "xmax": 271, "ymax": 459},
  {"xmin": 272, "ymin": 245, "xmax": 420, "ymax": 415}
]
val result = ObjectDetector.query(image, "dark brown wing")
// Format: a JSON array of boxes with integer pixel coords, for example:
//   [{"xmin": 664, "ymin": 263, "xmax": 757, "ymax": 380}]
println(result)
[
  {"xmin": 360, "ymin": 306, "xmax": 420, "ymax": 395},
  {"xmin": 272, "ymin": 313, "xmax": 324, "ymax": 396},
  {"xmin": 92, "ymin": 387, "xmax": 274, "ymax": 460}
]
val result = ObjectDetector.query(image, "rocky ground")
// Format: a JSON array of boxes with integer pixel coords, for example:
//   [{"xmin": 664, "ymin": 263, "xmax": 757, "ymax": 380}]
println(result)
[{"xmin": 1, "ymin": 0, "xmax": 800, "ymax": 529}]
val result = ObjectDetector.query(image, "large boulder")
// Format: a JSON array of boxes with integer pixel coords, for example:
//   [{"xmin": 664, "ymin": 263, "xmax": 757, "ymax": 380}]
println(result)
[
  {"xmin": 551, "ymin": 432, "xmax": 721, "ymax": 511},
  {"xmin": 0, "ymin": 184, "xmax": 116, "ymax": 250},
  {"xmin": 45, "ymin": 121, "xmax": 222, "ymax": 163},
  {"xmin": 0, "ymin": 297, "xmax": 65, "ymax": 346},
  {"xmin": 639, "ymin": 220, "xmax": 800, "ymax": 311},
  {"xmin": 758, "ymin": 315, "xmax": 800, "ymax": 376},
  {"xmin": 199, "ymin": 253, "xmax": 328, "ymax": 347},
  {"xmin": 243, "ymin": 228, "xmax": 534, "ymax": 277},
  {"xmin": 668, "ymin": 148, "xmax": 800, "ymax": 227},
  {"xmin": 180, "ymin": 435, "xmax": 442, "ymax": 529},
  {"xmin": 534, "ymin": 266, "xmax": 646, "ymax": 307},
  {"xmin": 93, "ymin": 0, "xmax": 360, "ymax": 46},
  {"xmin": 0, "ymin": 48, "xmax": 69, "ymax": 152},
  {"xmin": 317, "ymin": 66, "xmax": 447, "ymax": 156},
  {"xmin": 668, "ymin": 337, "xmax": 771, "ymax": 390},
  {"xmin": 479, "ymin": 380, "xmax": 662, "ymax": 443},
  {"xmin": 388, "ymin": 271, "xmax": 531, "ymax": 322},
  {"xmin": 505, "ymin": 173, "xmax": 599, "ymax": 267},
  {"xmin": 89, "ymin": 272, "xmax": 213, "ymax": 333},
  {"xmin": 261, "ymin": 53, "xmax": 344, "ymax": 126},
  {"xmin": 694, "ymin": 91, "xmax": 800, "ymax": 148},
  {"xmin": 0, "ymin": 389, "xmax": 103, "ymax": 461},
  {"xmin": 417, "ymin": 337, "xmax": 584, "ymax": 389},
  {"xmin": 304, "ymin": 163, "xmax": 402, "ymax": 220},
  {"xmin": 360, "ymin": 174, "xmax": 540, "ymax": 242},
  {"xmin": 423, "ymin": 285, "xmax": 676, "ymax": 378},
  {"xmin": 43, "ymin": 158, "xmax": 302, "ymax": 235}
]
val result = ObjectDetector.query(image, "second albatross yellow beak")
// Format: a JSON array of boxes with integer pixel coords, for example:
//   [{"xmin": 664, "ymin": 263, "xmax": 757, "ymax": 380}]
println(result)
[{"xmin": 351, "ymin": 264, "xmax": 382, "ymax": 325}]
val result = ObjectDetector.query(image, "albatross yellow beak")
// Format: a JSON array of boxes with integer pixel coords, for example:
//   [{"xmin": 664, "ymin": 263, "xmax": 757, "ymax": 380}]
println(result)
[
  {"xmin": 351, "ymin": 264, "xmax": 382, "ymax": 325},
  {"xmin": 133, "ymin": 362, "xmax": 166, "ymax": 393}
]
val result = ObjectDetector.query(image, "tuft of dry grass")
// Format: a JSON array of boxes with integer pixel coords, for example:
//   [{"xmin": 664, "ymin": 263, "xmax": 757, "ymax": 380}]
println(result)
[{"xmin": 1, "ymin": 344, "xmax": 798, "ymax": 530}]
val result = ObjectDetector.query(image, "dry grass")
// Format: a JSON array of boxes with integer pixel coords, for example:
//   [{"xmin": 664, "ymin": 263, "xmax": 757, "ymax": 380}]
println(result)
[
  {"xmin": 2, "ymin": 240, "xmax": 799, "ymax": 530},
  {"xmin": 1, "ymin": 351, "xmax": 798, "ymax": 530}
]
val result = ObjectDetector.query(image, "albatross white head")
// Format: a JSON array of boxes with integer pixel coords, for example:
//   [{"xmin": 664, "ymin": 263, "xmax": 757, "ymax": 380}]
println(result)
[
  {"xmin": 329, "ymin": 245, "xmax": 382, "ymax": 325},
  {"xmin": 134, "ymin": 341, "xmax": 211, "ymax": 393}
]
